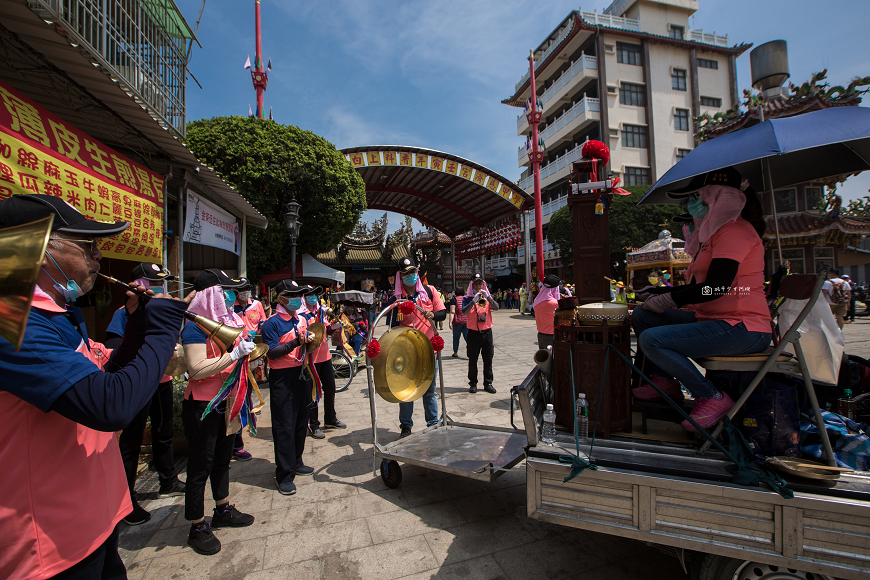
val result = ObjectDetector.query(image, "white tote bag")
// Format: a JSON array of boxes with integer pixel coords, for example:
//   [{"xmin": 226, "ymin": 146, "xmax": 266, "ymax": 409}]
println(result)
[{"xmin": 778, "ymin": 298, "xmax": 845, "ymax": 385}]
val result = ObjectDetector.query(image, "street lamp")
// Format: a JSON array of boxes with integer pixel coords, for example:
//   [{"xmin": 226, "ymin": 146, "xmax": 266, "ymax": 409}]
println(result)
[{"xmin": 283, "ymin": 197, "xmax": 302, "ymax": 281}]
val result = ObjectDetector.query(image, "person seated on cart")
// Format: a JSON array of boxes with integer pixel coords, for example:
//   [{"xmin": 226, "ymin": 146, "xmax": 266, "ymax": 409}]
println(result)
[
  {"xmin": 385, "ymin": 256, "xmax": 446, "ymax": 438},
  {"xmin": 631, "ymin": 167, "xmax": 772, "ymax": 432}
]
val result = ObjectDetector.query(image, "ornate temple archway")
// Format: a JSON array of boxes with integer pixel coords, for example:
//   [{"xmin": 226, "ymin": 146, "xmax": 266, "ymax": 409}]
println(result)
[{"xmin": 341, "ymin": 146, "xmax": 532, "ymax": 238}]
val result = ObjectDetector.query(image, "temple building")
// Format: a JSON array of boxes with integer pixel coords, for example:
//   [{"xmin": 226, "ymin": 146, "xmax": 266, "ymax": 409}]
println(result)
[{"xmin": 695, "ymin": 70, "xmax": 870, "ymax": 279}]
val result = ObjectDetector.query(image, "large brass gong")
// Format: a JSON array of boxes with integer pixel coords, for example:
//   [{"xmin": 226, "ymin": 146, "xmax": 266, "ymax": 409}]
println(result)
[{"xmin": 372, "ymin": 326, "xmax": 436, "ymax": 403}]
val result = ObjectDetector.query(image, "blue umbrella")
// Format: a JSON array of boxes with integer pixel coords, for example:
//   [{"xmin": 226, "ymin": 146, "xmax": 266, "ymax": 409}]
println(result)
[{"xmin": 639, "ymin": 106, "xmax": 870, "ymax": 206}]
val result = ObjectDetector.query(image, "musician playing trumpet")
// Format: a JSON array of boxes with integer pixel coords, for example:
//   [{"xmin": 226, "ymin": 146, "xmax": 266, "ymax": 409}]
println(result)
[{"xmin": 462, "ymin": 273, "xmax": 499, "ymax": 394}]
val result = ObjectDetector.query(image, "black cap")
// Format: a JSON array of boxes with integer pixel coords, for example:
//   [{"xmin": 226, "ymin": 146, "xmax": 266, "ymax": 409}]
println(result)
[
  {"xmin": 542, "ymin": 274, "xmax": 562, "ymax": 288},
  {"xmin": 0, "ymin": 194, "xmax": 129, "ymax": 236},
  {"xmin": 666, "ymin": 166, "xmax": 743, "ymax": 199},
  {"xmin": 193, "ymin": 268, "xmax": 247, "ymax": 291},
  {"xmin": 307, "ymin": 285, "xmax": 324, "ymax": 296},
  {"xmin": 397, "ymin": 256, "xmax": 417, "ymax": 273},
  {"xmin": 238, "ymin": 277, "xmax": 253, "ymax": 289},
  {"xmin": 274, "ymin": 279, "xmax": 310, "ymax": 295},
  {"xmin": 130, "ymin": 263, "xmax": 177, "ymax": 282},
  {"xmin": 671, "ymin": 213, "xmax": 694, "ymax": 224},
  {"xmin": 471, "ymin": 273, "xmax": 483, "ymax": 283}
]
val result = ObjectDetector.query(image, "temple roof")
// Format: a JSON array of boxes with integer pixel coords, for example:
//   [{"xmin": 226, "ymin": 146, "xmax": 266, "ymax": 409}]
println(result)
[{"xmin": 763, "ymin": 212, "xmax": 870, "ymax": 247}]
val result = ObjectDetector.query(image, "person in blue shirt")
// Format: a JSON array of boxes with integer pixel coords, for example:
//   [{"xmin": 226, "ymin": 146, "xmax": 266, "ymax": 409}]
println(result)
[
  {"xmin": 108, "ymin": 263, "xmax": 186, "ymax": 526},
  {"xmin": 261, "ymin": 280, "xmax": 314, "ymax": 496},
  {"xmin": 0, "ymin": 194, "xmax": 192, "ymax": 580}
]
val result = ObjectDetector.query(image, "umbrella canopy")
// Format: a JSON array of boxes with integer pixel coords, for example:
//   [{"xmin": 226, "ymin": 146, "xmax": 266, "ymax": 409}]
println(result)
[{"xmin": 639, "ymin": 107, "xmax": 870, "ymax": 206}]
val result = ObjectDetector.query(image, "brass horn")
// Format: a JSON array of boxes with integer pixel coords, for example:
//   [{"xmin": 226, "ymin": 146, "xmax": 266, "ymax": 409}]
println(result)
[
  {"xmin": 372, "ymin": 326, "xmax": 436, "ymax": 403},
  {"xmin": 0, "ymin": 215, "xmax": 54, "ymax": 351},
  {"xmin": 533, "ymin": 345, "xmax": 553, "ymax": 375},
  {"xmin": 98, "ymin": 274, "xmax": 265, "ymax": 361}
]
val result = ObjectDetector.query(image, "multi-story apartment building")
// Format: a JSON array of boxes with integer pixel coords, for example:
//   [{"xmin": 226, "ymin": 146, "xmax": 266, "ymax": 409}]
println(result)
[{"xmin": 497, "ymin": 0, "xmax": 750, "ymax": 280}]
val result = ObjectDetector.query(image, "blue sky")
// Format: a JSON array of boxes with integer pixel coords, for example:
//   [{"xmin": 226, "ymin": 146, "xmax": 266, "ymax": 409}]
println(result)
[{"xmin": 176, "ymin": 0, "xmax": 870, "ymax": 233}]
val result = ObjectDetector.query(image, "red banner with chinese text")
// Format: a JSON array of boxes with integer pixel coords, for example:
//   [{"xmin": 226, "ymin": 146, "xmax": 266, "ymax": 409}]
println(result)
[{"xmin": 0, "ymin": 80, "xmax": 164, "ymax": 263}]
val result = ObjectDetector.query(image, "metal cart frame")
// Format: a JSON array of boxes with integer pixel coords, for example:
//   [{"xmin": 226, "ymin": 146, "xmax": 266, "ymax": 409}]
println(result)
[{"xmin": 364, "ymin": 299, "xmax": 528, "ymax": 488}]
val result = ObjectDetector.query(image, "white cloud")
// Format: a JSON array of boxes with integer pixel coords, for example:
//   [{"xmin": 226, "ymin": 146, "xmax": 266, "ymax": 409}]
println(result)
[{"xmin": 322, "ymin": 106, "xmax": 420, "ymax": 150}]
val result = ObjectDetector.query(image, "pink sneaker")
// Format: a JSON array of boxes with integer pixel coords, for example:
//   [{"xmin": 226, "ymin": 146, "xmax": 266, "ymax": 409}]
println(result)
[
  {"xmin": 631, "ymin": 376, "xmax": 683, "ymax": 401},
  {"xmin": 682, "ymin": 392, "xmax": 734, "ymax": 432}
]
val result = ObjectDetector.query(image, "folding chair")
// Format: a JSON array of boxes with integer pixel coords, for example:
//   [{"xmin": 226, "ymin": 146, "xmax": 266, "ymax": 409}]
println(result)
[{"xmin": 694, "ymin": 272, "xmax": 837, "ymax": 466}]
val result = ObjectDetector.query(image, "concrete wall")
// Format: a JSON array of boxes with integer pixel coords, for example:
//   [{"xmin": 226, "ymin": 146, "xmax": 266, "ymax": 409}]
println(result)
[
  {"xmin": 647, "ymin": 43, "xmax": 694, "ymax": 177},
  {"xmin": 622, "ymin": 0, "xmax": 695, "ymax": 36},
  {"xmin": 697, "ymin": 53, "xmax": 731, "ymax": 111}
]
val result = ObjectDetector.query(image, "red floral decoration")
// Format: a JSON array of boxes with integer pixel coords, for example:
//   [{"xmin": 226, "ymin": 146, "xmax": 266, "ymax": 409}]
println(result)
[
  {"xmin": 581, "ymin": 140, "xmax": 610, "ymax": 165},
  {"xmin": 398, "ymin": 301, "xmax": 415, "ymax": 315},
  {"xmin": 366, "ymin": 339, "xmax": 381, "ymax": 358},
  {"xmin": 431, "ymin": 335, "xmax": 445, "ymax": 352}
]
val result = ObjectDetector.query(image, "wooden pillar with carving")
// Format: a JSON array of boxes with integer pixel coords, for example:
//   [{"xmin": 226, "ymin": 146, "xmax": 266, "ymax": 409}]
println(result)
[{"xmin": 569, "ymin": 161, "xmax": 613, "ymax": 306}]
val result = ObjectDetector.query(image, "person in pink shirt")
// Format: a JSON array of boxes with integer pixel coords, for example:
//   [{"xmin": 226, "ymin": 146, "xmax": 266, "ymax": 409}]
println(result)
[
  {"xmin": 0, "ymin": 194, "xmax": 191, "ymax": 580},
  {"xmin": 463, "ymin": 273, "xmax": 499, "ymax": 394},
  {"xmin": 386, "ymin": 257, "xmax": 446, "ymax": 438},
  {"xmin": 303, "ymin": 286, "xmax": 347, "ymax": 439},
  {"xmin": 533, "ymin": 275, "xmax": 563, "ymax": 351},
  {"xmin": 230, "ymin": 278, "xmax": 267, "ymax": 461},
  {"xmin": 631, "ymin": 167, "xmax": 772, "ymax": 431},
  {"xmin": 181, "ymin": 269, "xmax": 258, "ymax": 555}
]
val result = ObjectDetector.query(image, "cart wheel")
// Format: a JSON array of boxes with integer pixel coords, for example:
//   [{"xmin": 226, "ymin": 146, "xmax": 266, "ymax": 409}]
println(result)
[{"xmin": 380, "ymin": 460, "xmax": 402, "ymax": 488}]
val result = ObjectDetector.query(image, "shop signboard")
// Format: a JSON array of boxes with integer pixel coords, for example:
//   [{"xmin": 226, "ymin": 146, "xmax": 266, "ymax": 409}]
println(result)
[
  {"xmin": 0, "ymin": 80, "xmax": 165, "ymax": 262},
  {"xmin": 183, "ymin": 190, "xmax": 241, "ymax": 255}
]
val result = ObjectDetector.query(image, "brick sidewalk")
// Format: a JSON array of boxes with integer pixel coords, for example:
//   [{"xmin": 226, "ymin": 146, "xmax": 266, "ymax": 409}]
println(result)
[{"xmin": 119, "ymin": 312, "xmax": 870, "ymax": 579}]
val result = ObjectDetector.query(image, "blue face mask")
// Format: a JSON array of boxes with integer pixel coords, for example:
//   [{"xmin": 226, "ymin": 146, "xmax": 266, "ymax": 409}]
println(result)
[
  {"xmin": 305, "ymin": 295, "xmax": 319, "ymax": 305},
  {"xmin": 402, "ymin": 273, "xmax": 418, "ymax": 286},
  {"xmin": 286, "ymin": 297, "xmax": 303, "ymax": 311},
  {"xmin": 686, "ymin": 195, "xmax": 709, "ymax": 219},
  {"xmin": 150, "ymin": 285, "xmax": 166, "ymax": 296},
  {"xmin": 223, "ymin": 290, "xmax": 236, "ymax": 307},
  {"xmin": 43, "ymin": 250, "xmax": 83, "ymax": 304}
]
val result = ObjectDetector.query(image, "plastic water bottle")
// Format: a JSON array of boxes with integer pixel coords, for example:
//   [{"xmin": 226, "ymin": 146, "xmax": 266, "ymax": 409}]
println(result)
[
  {"xmin": 838, "ymin": 389, "xmax": 857, "ymax": 421},
  {"xmin": 576, "ymin": 393, "xmax": 589, "ymax": 443},
  {"xmin": 541, "ymin": 404, "xmax": 556, "ymax": 445}
]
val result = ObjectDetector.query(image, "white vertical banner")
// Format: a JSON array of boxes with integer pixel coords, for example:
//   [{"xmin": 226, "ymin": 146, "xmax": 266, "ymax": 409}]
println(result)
[{"xmin": 183, "ymin": 190, "xmax": 241, "ymax": 255}]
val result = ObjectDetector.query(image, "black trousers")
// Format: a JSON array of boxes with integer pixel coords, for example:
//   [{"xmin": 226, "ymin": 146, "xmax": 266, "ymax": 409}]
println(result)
[
  {"xmin": 467, "ymin": 328, "xmax": 494, "ymax": 387},
  {"xmin": 270, "ymin": 366, "xmax": 312, "ymax": 484},
  {"xmin": 50, "ymin": 523, "xmax": 125, "ymax": 580},
  {"xmin": 309, "ymin": 359, "xmax": 337, "ymax": 427},
  {"xmin": 118, "ymin": 380, "xmax": 178, "ymax": 497},
  {"xmin": 182, "ymin": 398, "xmax": 233, "ymax": 521}
]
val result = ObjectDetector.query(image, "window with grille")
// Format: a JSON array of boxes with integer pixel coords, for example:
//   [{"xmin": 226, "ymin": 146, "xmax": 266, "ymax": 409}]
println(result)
[
  {"xmin": 676, "ymin": 148, "xmax": 692, "ymax": 161},
  {"xmin": 616, "ymin": 42, "xmax": 642, "ymax": 66},
  {"xmin": 674, "ymin": 109, "xmax": 690, "ymax": 131},
  {"xmin": 622, "ymin": 125, "xmax": 648, "ymax": 148},
  {"xmin": 619, "ymin": 83, "xmax": 645, "ymax": 106},
  {"xmin": 625, "ymin": 167, "xmax": 650, "ymax": 186},
  {"xmin": 774, "ymin": 188, "xmax": 798, "ymax": 213},
  {"xmin": 672, "ymin": 69, "xmax": 687, "ymax": 91},
  {"xmin": 669, "ymin": 25, "xmax": 684, "ymax": 40},
  {"xmin": 700, "ymin": 96, "xmax": 722, "ymax": 107},
  {"xmin": 698, "ymin": 58, "xmax": 719, "ymax": 69},
  {"xmin": 806, "ymin": 186, "xmax": 823, "ymax": 211}
]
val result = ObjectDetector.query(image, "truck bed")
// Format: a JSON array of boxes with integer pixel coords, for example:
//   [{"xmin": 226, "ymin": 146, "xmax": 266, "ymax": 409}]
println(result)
[{"xmin": 513, "ymin": 368, "xmax": 870, "ymax": 579}]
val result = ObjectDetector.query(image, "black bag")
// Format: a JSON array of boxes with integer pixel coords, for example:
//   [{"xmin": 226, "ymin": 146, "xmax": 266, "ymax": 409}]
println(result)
[{"xmin": 711, "ymin": 372, "xmax": 801, "ymax": 460}]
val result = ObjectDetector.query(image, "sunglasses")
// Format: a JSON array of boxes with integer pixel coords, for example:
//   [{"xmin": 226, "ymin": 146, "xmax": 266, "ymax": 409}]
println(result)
[{"xmin": 54, "ymin": 237, "xmax": 102, "ymax": 254}]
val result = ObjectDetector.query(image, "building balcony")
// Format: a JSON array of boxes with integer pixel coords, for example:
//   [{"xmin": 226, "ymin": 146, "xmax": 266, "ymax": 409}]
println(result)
[
  {"xmin": 580, "ymin": 11, "xmax": 640, "ymax": 32},
  {"xmin": 519, "ymin": 141, "xmax": 586, "ymax": 192},
  {"xmin": 689, "ymin": 29, "xmax": 729, "ymax": 47},
  {"xmin": 514, "ymin": 24, "xmax": 574, "ymax": 92},
  {"xmin": 517, "ymin": 242, "xmax": 559, "ymax": 264},
  {"xmin": 519, "ymin": 96, "xmax": 599, "ymax": 165},
  {"xmin": 485, "ymin": 256, "xmax": 518, "ymax": 270},
  {"xmin": 28, "ymin": 0, "xmax": 195, "ymax": 138},
  {"xmin": 517, "ymin": 55, "xmax": 598, "ymax": 134},
  {"xmin": 527, "ymin": 195, "xmax": 568, "ymax": 227}
]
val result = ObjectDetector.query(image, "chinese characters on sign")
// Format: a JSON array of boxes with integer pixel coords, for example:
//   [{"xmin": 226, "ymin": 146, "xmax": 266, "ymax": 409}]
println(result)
[
  {"xmin": 0, "ymin": 81, "xmax": 164, "ymax": 263},
  {"xmin": 344, "ymin": 149, "xmax": 524, "ymax": 208},
  {"xmin": 183, "ymin": 191, "xmax": 241, "ymax": 255}
]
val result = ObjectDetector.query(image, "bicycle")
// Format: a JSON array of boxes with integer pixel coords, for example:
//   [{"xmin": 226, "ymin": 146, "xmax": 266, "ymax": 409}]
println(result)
[{"xmin": 330, "ymin": 348, "xmax": 355, "ymax": 392}]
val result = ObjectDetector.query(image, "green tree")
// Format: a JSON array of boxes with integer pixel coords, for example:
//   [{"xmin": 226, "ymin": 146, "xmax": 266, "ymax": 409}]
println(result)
[
  {"xmin": 547, "ymin": 185, "xmax": 683, "ymax": 275},
  {"xmin": 185, "ymin": 116, "xmax": 366, "ymax": 282}
]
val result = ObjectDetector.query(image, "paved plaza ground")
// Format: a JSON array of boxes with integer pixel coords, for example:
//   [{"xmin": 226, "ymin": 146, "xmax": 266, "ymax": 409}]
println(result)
[{"xmin": 118, "ymin": 309, "xmax": 870, "ymax": 580}]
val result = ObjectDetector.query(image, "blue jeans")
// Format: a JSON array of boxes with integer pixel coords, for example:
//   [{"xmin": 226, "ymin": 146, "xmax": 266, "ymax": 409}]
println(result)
[
  {"xmin": 632, "ymin": 308, "xmax": 771, "ymax": 399},
  {"xmin": 399, "ymin": 358, "xmax": 439, "ymax": 428},
  {"xmin": 351, "ymin": 333, "xmax": 363, "ymax": 355},
  {"xmin": 452, "ymin": 322, "xmax": 468, "ymax": 354}
]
